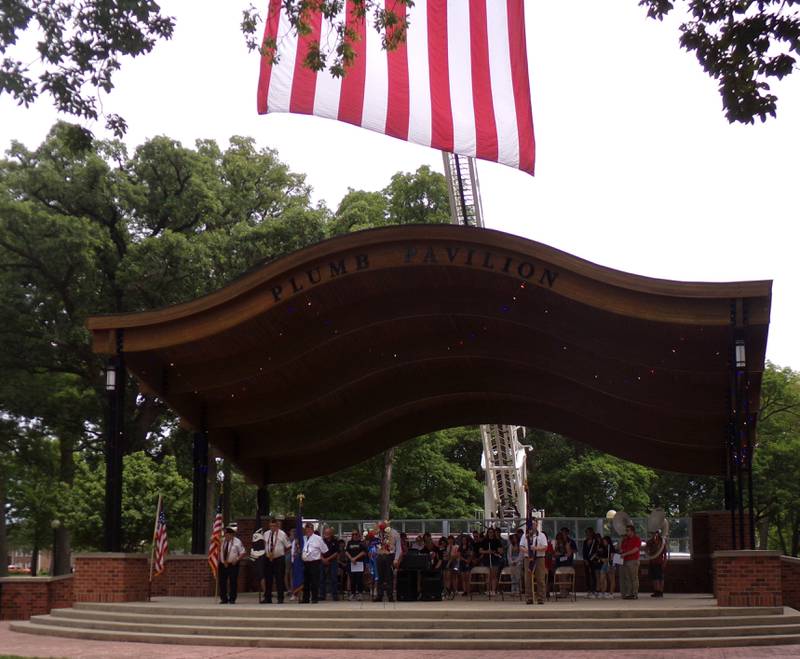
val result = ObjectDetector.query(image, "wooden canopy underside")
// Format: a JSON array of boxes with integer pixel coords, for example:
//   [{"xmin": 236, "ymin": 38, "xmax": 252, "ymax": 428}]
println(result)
[{"xmin": 87, "ymin": 225, "xmax": 772, "ymax": 484}]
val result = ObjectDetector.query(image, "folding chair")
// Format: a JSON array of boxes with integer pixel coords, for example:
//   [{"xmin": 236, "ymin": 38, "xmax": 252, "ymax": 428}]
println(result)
[{"xmin": 468, "ymin": 566, "xmax": 490, "ymax": 599}]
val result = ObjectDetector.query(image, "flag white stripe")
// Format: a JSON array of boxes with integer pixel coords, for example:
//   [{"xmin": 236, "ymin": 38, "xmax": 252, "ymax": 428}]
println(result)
[
  {"xmin": 312, "ymin": 12, "xmax": 344, "ymax": 119},
  {"xmin": 406, "ymin": 0, "xmax": 432, "ymax": 147},
  {"xmin": 446, "ymin": 0, "xmax": 475, "ymax": 157},
  {"xmin": 361, "ymin": 8, "xmax": 389, "ymax": 133},
  {"xmin": 267, "ymin": 8, "xmax": 297, "ymax": 113},
  {"xmin": 485, "ymin": 1, "xmax": 519, "ymax": 169}
]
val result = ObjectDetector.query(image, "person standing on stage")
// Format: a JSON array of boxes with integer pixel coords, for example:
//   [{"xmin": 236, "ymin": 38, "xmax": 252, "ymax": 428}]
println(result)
[
  {"xmin": 251, "ymin": 522, "xmax": 267, "ymax": 602},
  {"xmin": 319, "ymin": 526, "xmax": 340, "ymax": 601},
  {"xmin": 619, "ymin": 524, "xmax": 642, "ymax": 599},
  {"xmin": 263, "ymin": 518, "xmax": 290, "ymax": 604},
  {"xmin": 219, "ymin": 524, "xmax": 245, "ymax": 604},
  {"xmin": 300, "ymin": 523, "xmax": 328, "ymax": 604},
  {"xmin": 346, "ymin": 529, "xmax": 368, "ymax": 601},
  {"xmin": 521, "ymin": 519, "xmax": 548, "ymax": 605},
  {"xmin": 374, "ymin": 520, "xmax": 401, "ymax": 602}
]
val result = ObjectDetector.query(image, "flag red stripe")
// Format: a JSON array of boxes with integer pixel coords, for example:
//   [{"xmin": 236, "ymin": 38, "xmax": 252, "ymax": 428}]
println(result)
[
  {"xmin": 469, "ymin": 0, "xmax": 498, "ymax": 162},
  {"xmin": 385, "ymin": 1, "xmax": 410, "ymax": 140},
  {"xmin": 337, "ymin": 1, "xmax": 367, "ymax": 125},
  {"xmin": 507, "ymin": 0, "xmax": 535, "ymax": 173},
  {"xmin": 427, "ymin": 0, "xmax": 453, "ymax": 152},
  {"xmin": 256, "ymin": 0, "xmax": 283, "ymax": 115},
  {"xmin": 289, "ymin": 9, "xmax": 324, "ymax": 114}
]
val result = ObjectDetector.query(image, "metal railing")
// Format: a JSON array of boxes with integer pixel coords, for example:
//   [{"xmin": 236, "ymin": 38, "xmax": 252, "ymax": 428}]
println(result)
[{"xmin": 320, "ymin": 517, "xmax": 692, "ymax": 556}]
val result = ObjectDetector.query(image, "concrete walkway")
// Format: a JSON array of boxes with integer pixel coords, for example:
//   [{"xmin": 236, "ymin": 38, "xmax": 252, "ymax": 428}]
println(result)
[{"xmin": 3, "ymin": 622, "xmax": 800, "ymax": 659}]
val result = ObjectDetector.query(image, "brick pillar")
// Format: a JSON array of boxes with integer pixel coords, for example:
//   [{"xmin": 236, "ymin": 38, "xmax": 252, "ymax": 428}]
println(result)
[
  {"xmin": 73, "ymin": 553, "xmax": 149, "ymax": 603},
  {"xmin": 713, "ymin": 550, "xmax": 781, "ymax": 607},
  {"xmin": 691, "ymin": 511, "xmax": 752, "ymax": 592}
]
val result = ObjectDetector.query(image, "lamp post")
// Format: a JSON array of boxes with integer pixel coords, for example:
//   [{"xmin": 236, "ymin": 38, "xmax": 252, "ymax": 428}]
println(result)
[{"xmin": 104, "ymin": 333, "xmax": 126, "ymax": 553}]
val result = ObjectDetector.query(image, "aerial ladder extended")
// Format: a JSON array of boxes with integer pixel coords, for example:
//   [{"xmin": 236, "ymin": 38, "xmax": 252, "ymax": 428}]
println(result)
[{"xmin": 441, "ymin": 153, "xmax": 531, "ymax": 527}]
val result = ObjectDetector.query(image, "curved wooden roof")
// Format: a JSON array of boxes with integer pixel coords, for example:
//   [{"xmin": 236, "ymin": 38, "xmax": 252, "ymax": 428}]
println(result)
[{"xmin": 87, "ymin": 225, "xmax": 772, "ymax": 483}]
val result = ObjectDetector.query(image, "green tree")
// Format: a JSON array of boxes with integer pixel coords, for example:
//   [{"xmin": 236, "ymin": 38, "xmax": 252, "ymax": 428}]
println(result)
[
  {"xmin": 527, "ymin": 430, "xmax": 656, "ymax": 517},
  {"xmin": 752, "ymin": 363, "xmax": 800, "ymax": 554},
  {"xmin": 66, "ymin": 451, "xmax": 192, "ymax": 552},
  {"xmin": 641, "ymin": 0, "xmax": 800, "ymax": 123},
  {"xmin": 0, "ymin": 1, "xmax": 175, "ymax": 135},
  {"xmin": 0, "ymin": 122, "xmax": 327, "ymax": 555}
]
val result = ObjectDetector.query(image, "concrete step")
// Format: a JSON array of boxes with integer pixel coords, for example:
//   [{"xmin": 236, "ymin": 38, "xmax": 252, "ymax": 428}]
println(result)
[
  {"xmin": 72, "ymin": 600, "xmax": 786, "ymax": 620},
  {"xmin": 49, "ymin": 607, "xmax": 800, "ymax": 631},
  {"xmin": 28, "ymin": 614, "xmax": 800, "ymax": 640},
  {"xmin": 11, "ymin": 621, "xmax": 800, "ymax": 650}
]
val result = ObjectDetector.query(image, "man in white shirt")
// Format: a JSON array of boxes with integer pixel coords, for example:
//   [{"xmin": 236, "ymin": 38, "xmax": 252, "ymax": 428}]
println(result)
[
  {"xmin": 300, "ymin": 522, "xmax": 328, "ymax": 604},
  {"xmin": 263, "ymin": 518, "xmax": 291, "ymax": 604},
  {"xmin": 219, "ymin": 525, "xmax": 246, "ymax": 604},
  {"xmin": 520, "ymin": 519, "xmax": 549, "ymax": 605}
]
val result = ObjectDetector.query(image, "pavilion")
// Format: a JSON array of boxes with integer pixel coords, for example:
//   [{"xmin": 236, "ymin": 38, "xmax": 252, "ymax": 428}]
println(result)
[{"xmin": 86, "ymin": 224, "xmax": 771, "ymax": 553}]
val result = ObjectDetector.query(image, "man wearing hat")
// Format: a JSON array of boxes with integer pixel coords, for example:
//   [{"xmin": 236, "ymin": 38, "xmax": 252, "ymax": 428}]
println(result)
[
  {"xmin": 374, "ymin": 520, "xmax": 401, "ymax": 602},
  {"xmin": 219, "ymin": 523, "xmax": 245, "ymax": 604}
]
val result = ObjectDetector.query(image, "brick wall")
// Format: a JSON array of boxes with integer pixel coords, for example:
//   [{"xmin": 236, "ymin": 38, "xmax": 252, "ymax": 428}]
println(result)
[
  {"xmin": 781, "ymin": 556, "xmax": 800, "ymax": 610},
  {"xmin": 150, "ymin": 555, "xmax": 215, "ymax": 597},
  {"xmin": 713, "ymin": 550, "xmax": 782, "ymax": 607},
  {"xmin": 0, "ymin": 574, "xmax": 74, "ymax": 620},
  {"xmin": 73, "ymin": 553, "xmax": 149, "ymax": 603},
  {"xmin": 692, "ymin": 510, "xmax": 752, "ymax": 592}
]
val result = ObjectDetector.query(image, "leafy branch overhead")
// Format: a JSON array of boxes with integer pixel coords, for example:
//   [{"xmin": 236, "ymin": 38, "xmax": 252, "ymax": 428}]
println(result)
[
  {"xmin": 640, "ymin": 0, "xmax": 800, "ymax": 123},
  {"xmin": 241, "ymin": 0, "xmax": 411, "ymax": 77},
  {"xmin": 0, "ymin": 0, "xmax": 175, "ymax": 136}
]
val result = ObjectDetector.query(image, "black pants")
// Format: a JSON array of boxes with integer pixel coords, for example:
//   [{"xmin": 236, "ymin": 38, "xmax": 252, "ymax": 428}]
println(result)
[
  {"xmin": 585, "ymin": 561, "xmax": 597, "ymax": 592},
  {"xmin": 219, "ymin": 563, "xmax": 239, "ymax": 603},
  {"xmin": 350, "ymin": 569, "xmax": 364, "ymax": 594},
  {"xmin": 265, "ymin": 556, "xmax": 286, "ymax": 601},
  {"xmin": 302, "ymin": 559, "xmax": 321, "ymax": 603},
  {"xmin": 377, "ymin": 554, "xmax": 395, "ymax": 600}
]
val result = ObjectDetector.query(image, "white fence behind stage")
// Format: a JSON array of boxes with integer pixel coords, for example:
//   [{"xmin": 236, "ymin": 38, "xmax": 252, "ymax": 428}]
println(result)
[{"xmin": 319, "ymin": 517, "xmax": 692, "ymax": 557}]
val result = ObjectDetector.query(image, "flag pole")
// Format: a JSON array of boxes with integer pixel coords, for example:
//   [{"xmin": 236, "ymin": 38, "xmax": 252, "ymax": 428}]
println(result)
[
  {"xmin": 148, "ymin": 493, "xmax": 162, "ymax": 601},
  {"xmin": 214, "ymin": 482, "xmax": 222, "ymax": 601},
  {"xmin": 149, "ymin": 493, "xmax": 162, "ymax": 584}
]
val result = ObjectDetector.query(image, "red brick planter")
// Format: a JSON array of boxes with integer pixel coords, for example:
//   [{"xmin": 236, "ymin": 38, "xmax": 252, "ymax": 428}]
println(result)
[
  {"xmin": 150, "ymin": 555, "xmax": 216, "ymax": 597},
  {"xmin": 0, "ymin": 574, "xmax": 74, "ymax": 620},
  {"xmin": 73, "ymin": 553, "xmax": 149, "ymax": 603},
  {"xmin": 713, "ymin": 550, "xmax": 782, "ymax": 607},
  {"xmin": 782, "ymin": 555, "xmax": 800, "ymax": 610}
]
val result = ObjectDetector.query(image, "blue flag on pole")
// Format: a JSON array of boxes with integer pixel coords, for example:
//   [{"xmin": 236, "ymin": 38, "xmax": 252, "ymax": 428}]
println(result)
[{"xmin": 291, "ymin": 500, "xmax": 304, "ymax": 591}]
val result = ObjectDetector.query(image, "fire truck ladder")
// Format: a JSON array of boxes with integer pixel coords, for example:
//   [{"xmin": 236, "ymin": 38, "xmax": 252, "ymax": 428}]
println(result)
[{"xmin": 441, "ymin": 152, "xmax": 529, "ymax": 526}]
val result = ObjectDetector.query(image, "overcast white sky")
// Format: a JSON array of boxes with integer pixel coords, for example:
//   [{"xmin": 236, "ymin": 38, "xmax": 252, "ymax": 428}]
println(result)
[{"xmin": 1, "ymin": 1, "xmax": 798, "ymax": 369}]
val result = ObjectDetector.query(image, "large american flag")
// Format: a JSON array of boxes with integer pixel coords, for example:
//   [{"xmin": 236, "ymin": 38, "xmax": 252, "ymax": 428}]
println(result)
[
  {"xmin": 152, "ymin": 503, "xmax": 168, "ymax": 577},
  {"xmin": 257, "ymin": 0, "xmax": 535, "ymax": 174},
  {"xmin": 208, "ymin": 501, "xmax": 224, "ymax": 578}
]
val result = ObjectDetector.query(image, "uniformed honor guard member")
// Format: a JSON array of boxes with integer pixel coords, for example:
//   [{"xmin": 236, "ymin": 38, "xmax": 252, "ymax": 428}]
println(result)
[
  {"xmin": 263, "ymin": 518, "xmax": 291, "ymax": 603},
  {"xmin": 219, "ymin": 524, "xmax": 246, "ymax": 604},
  {"xmin": 300, "ymin": 522, "xmax": 328, "ymax": 604},
  {"xmin": 374, "ymin": 520, "xmax": 402, "ymax": 602},
  {"xmin": 251, "ymin": 523, "xmax": 267, "ymax": 602}
]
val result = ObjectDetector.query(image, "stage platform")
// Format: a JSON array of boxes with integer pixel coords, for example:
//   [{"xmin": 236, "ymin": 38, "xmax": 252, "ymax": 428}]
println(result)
[{"xmin": 9, "ymin": 593, "xmax": 800, "ymax": 650}]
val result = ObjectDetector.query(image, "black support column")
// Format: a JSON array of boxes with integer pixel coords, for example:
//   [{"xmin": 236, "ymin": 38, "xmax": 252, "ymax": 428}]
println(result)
[
  {"xmin": 191, "ymin": 426, "xmax": 209, "ymax": 554},
  {"xmin": 103, "ymin": 330, "xmax": 126, "ymax": 552}
]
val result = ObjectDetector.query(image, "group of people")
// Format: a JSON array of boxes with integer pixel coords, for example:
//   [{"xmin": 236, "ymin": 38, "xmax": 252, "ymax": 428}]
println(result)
[{"xmin": 216, "ymin": 518, "xmax": 668, "ymax": 605}]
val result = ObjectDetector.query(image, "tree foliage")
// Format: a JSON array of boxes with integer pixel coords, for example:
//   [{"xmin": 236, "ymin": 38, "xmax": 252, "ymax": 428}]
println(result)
[
  {"xmin": 0, "ymin": 1, "xmax": 175, "ymax": 136},
  {"xmin": 640, "ymin": 0, "xmax": 800, "ymax": 122}
]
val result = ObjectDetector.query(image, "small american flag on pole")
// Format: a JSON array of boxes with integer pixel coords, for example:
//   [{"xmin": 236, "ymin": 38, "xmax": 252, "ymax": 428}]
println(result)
[
  {"xmin": 151, "ymin": 495, "xmax": 168, "ymax": 578},
  {"xmin": 208, "ymin": 499, "xmax": 224, "ymax": 578}
]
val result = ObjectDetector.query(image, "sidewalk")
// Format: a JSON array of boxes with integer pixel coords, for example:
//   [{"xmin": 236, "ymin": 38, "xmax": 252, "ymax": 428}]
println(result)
[{"xmin": 3, "ymin": 622, "xmax": 800, "ymax": 659}]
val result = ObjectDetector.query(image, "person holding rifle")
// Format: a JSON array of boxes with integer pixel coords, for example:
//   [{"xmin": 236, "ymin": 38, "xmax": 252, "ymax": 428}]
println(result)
[{"xmin": 521, "ymin": 519, "xmax": 549, "ymax": 605}]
